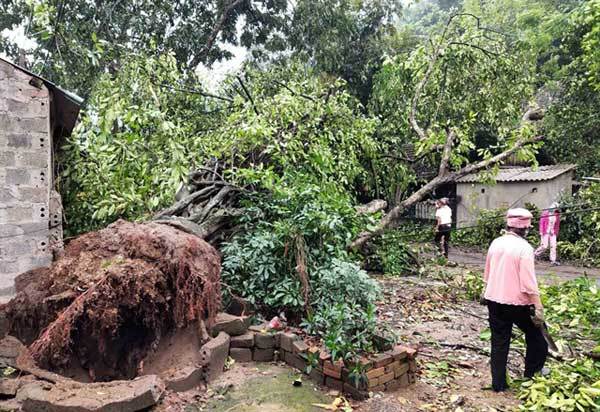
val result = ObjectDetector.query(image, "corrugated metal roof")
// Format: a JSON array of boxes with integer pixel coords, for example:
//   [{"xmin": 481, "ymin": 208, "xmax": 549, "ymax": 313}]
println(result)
[
  {"xmin": 458, "ymin": 164, "xmax": 577, "ymax": 183},
  {"xmin": 0, "ymin": 57, "xmax": 83, "ymax": 137}
]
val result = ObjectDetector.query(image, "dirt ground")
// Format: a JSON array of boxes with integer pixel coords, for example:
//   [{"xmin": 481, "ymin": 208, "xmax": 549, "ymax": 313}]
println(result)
[
  {"xmin": 430, "ymin": 245, "xmax": 600, "ymax": 283},
  {"xmin": 192, "ymin": 264, "xmax": 530, "ymax": 412},
  {"xmin": 356, "ymin": 274, "xmax": 521, "ymax": 412}
]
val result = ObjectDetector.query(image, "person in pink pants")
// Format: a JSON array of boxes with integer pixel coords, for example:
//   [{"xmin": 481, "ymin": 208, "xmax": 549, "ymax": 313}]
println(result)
[{"xmin": 535, "ymin": 203, "xmax": 561, "ymax": 266}]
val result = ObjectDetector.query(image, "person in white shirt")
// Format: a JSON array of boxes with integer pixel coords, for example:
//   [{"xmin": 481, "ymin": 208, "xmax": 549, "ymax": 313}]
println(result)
[{"xmin": 434, "ymin": 198, "xmax": 452, "ymax": 258}]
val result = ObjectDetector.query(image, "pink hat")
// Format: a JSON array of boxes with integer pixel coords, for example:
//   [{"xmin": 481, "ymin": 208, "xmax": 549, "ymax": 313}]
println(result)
[{"xmin": 506, "ymin": 208, "xmax": 533, "ymax": 228}]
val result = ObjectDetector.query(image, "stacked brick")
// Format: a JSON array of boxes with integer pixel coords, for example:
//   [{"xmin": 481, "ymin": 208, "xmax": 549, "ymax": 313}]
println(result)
[{"xmin": 208, "ymin": 313, "xmax": 418, "ymax": 400}]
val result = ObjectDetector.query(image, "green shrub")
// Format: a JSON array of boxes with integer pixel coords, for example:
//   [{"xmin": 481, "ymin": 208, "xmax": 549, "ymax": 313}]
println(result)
[
  {"xmin": 370, "ymin": 230, "xmax": 420, "ymax": 275},
  {"xmin": 301, "ymin": 301, "xmax": 380, "ymax": 361},
  {"xmin": 555, "ymin": 183, "xmax": 600, "ymax": 265}
]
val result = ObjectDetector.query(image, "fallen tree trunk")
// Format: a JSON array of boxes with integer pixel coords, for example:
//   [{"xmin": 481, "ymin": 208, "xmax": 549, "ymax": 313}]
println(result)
[
  {"xmin": 152, "ymin": 163, "xmax": 244, "ymax": 244},
  {"xmin": 350, "ymin": 134, "xmax": 544, "ymax": 250}
]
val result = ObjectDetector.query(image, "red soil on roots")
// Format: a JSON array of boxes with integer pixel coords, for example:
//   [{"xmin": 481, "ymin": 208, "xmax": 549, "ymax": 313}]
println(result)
[{"xmin": 0, "ymin": 220, "xmax": 221, "ymax": 381}]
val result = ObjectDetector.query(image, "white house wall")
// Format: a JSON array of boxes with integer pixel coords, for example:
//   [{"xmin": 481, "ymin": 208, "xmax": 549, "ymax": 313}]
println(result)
[{"xmin": 456, "ymin": 172, "xmax": 574, "ymax": 228}]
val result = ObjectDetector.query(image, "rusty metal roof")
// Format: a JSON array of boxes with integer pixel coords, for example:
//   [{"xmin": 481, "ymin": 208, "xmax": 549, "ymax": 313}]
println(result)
[
  {"xmin": 0, "ymin": 57, "xmax": 83, "ymax": 138},
  {"xmin": 458, "ymin": 164, "xmax": 577, "ymax": 183}
]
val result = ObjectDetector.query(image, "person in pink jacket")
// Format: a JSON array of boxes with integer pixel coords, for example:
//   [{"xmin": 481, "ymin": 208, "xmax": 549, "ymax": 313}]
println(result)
[
  {"xmin": 535, "ymin": 202, "xmax": 561, "ymax": 265},
  {"xmin": 483, "ymin": 208, "xmax": 548, "ymax": 392}
]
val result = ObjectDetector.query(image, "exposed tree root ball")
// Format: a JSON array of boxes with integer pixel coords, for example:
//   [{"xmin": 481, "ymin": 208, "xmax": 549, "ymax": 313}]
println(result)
[{"xmin": 0, "ymin": 220, "xmax": 221, "ymax": 381}]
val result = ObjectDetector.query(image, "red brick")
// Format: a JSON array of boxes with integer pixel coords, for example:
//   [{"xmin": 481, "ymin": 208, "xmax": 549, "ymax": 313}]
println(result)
[
  {"xmin": 385, "ymin": 361, "xmax": 400, "ymax": 373},
  {"xmin": 358, "ymin": 356, "xmax": 373, "ymax": 368},
  {"xmin": 323, "ymin": 360, "xmax": 343, "ymax": 372},
  {"xmin": 323, "ymin": 367, "xmax": 342, "ymax": 379},
  {"xmin": 390, "ymin": 345, "xmax": 408, "ymax": 361},
  {"xmin": 292, "ymin": 340, "xmax": 309, "ymax": 354},
  {"xmin": 386, "ymin": 378, "xmax": 402, "ymax": 391},
  {"xmin": 319, "ymin": 351, "xmax": 332, "ymax": 364},
  {"xmin": 371, "ymin": 384, "xmax": 386, "ymax": 392},
  {"xmin": 254, "ymin": 332, "xmax": 275, "ymax": 349},
  {"xmin": 325, "ymin": 377, "xmax": 343, "ymax": 391},
  {"xmin": 279, "ymin": 333, "xmax": 298, "ymax": 352},
  {"xmin": 394, "ymin": 362, "xmax": 410, "ymax": 378},
  {"xmin": 285, "ymin": 352, "xmax": 308, "ymax": 372},
  {"xmin": 253, "ymin": 348, "xmax": 275, "ymax": 362},
  {"xmin": 408, "ymin": 359, "xmax": 417, "ymax": 372},
  {"xmin": 398, "ymin": 373, "xmax": 410, "ymax": 388},
  {"xmin": 373, "ymin": 353, "xmax": 393, "ymax": 368},
  {"xmin": 379, "ymin": 371, "xmax": 395, "ymax": 385},
  {"xmin": 230, "ymin": 332, "xmax": 255, "ymax": 348},
  {"xmin": 395, "ymin": 345, "xmax": 417, "ymax": 359},
  {"xmin": 366, "ymin": 367, "xmax": 385, "ymax": 380},
  {"xmin": 229, "ymin": 348, "xmax": 252, "ymax": 362},
  {"xmin": 367, "ymin": 377, "xmax": 379, "ymax": 388}
]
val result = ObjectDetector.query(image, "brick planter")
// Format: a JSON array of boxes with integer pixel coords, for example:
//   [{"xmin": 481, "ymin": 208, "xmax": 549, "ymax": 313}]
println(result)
[{"xmin": 209, "ymin": 315, "xmax": 419, "ymax": 400}]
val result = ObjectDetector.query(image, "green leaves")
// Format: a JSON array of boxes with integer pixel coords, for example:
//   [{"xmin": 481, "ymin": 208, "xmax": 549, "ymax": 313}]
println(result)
[
  {"xmin": 519, "ymin": 276, "xmax": 600, "ymax": 411},
  {"xmin": 59, "ymin": 52, "xmax": 220, "ymax": 235},
  {"xmin": 519, "ymin": 359, "xmax": 600, "ymax": 411}
]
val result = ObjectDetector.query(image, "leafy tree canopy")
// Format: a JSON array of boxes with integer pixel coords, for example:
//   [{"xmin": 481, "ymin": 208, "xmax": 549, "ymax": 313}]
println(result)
[
  {"xmin": 0, "ymin": 0, "xmax": 288, "ymax": 94},
  {"xmin": 283, "ymin": 0, "xmax": 403, "ymax": 103}
]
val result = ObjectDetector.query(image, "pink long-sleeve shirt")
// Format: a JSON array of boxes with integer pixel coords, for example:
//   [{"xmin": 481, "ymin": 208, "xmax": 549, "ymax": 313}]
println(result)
[{"xmin": 484, "ymin": 233, "xmax": 539, "ymax": 306}]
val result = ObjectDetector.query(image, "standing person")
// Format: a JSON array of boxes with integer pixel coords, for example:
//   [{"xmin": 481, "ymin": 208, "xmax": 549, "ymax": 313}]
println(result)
[
  {"xmin": 434, "ymin": 198, "xmax": 452, "ymax": 258},
  {"xmin": 483, "ymin": 208, "xmax": 548, "ymax": 392},
  {"xmin": 535, "ymin": 202, "xmax": 561, "ymax": 266}
]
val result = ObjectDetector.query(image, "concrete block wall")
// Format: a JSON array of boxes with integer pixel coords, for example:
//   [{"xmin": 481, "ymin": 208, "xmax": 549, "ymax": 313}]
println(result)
[{"xmin": 0, "ymin": 60, "xmax": 56, "ymax": 296}]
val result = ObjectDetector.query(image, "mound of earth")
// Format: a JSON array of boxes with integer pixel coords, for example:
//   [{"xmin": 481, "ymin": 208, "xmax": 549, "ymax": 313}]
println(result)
[{"xmin": 0, "ymin": 220, "xmax": 221, "ymax": 381}]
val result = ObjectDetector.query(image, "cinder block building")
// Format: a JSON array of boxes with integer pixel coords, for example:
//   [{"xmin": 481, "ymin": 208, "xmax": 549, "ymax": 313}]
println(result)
[
  {"xmin": 0, "ymin": 57, "xmax": 81, "ymax": 298},
  {"xmin": 455, "ymin": 164, "xmax": 576, "ymax": 227}
]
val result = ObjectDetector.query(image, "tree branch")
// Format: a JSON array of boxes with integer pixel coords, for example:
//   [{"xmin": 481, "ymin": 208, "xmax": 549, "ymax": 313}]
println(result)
[
  {"xmin": 349, "ymin": 133, "xmax": 544, "ymax": 250},
  {"xmin": 273, "ymin": 80, "xmax": 316, "ymax": 102},
  {"xmin": 237, "ymin": 75, "xmax": 260, "ymax": 116},
  {"xmin": 438, "ymin": 129, "xmax": 455, "ymax": 176},
  {"xmin": 409, "ymin": 46, "xmax": 440, "ymax": 141},
  {"xmin": 189, "ymin": 0, "xmax": 244, "ymax": 69}
]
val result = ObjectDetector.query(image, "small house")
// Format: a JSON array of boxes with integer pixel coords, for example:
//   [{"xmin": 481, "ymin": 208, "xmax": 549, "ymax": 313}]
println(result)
[
  {"xmin": 455, "ymin": 164, "xmax": 576, "ymax": 227},
  {"xmin": 0, "ymin": 58, "xmax": 82, "ymax": 298}
]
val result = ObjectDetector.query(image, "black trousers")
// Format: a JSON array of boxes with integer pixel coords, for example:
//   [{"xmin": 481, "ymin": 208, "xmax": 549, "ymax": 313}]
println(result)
[
  {"xmin": 435, "ymin": 225, "xmax": 451, "ymax": 258},
  {"xmin": 487, "ymin": 301, "xmax": 548, "ymax": 391}
]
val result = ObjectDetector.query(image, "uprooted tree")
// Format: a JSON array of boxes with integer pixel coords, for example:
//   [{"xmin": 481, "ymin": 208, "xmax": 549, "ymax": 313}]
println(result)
[
  {"xmin": 47, "ymin": 12, "xmax": 550, "ymax": 369},
  {"xmin": 3, "ymin": 221, "xmax": 221, "ymax": 380},
  {"xmin": 350, "ymin": 13, "xmax": 544, "ymax": 249}
]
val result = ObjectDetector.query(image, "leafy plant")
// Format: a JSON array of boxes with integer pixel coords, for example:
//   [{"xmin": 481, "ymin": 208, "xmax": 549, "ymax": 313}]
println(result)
[
  {"xmin": 302, "ymin": 301, "xmax": 384, "ymax": 362},
  {"xmin": 518, "ymin": 276, "xmax": 600, "ymax": 411},
  {"xmin": 370, "ymin": 230, "xmax": 421, "ymax": 276},
  {"xmin": 59, "ymin": 51, "xmax": 218, "ymax": 235},
  {"xmin": 460, "ymin": 270, "xmax": 485, "ymax": 302},
  {"xmin": 541, "ymin": 277, "xmax": 600, "ymax": 342},
  {"xmin": 519, "ymin": 359, "xmax": 600, "ymax": 411}
]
